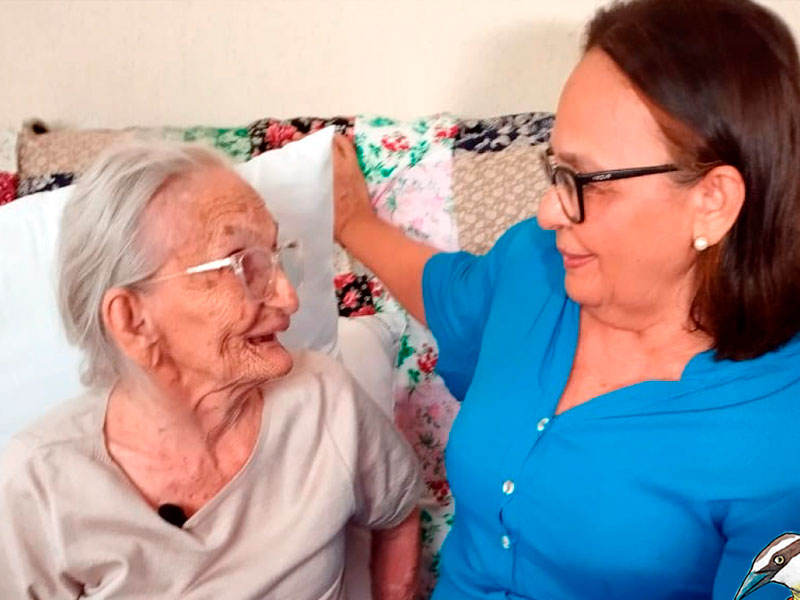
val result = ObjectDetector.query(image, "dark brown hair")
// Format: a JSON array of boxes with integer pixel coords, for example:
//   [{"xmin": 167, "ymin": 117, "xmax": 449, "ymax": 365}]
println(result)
[{"xmin": 586, "ymin": 0, "xmax": 800, "ymax": 360}]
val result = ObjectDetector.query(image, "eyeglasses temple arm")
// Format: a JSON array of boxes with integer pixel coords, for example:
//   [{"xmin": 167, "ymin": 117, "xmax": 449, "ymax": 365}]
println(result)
[
  {"xmin": 184, "ymin": 257, "xmax": 234, "ymax": 275},
  {"xmin": 581, "ymin": 165, "xmax": 679, "ymax": 183}
]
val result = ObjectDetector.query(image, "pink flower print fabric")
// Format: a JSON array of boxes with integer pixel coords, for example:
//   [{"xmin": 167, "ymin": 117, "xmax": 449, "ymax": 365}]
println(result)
[
  {"xmin": 353, "ymin": 114, "xmax": 462, "ymax": 598},
  {"xmin": 354, "ymin": 114, "xmax": 459, "ymax": 252},
  {"xmin": 0, "ymin": 173, "xmax": 18, "ymax": 206}
]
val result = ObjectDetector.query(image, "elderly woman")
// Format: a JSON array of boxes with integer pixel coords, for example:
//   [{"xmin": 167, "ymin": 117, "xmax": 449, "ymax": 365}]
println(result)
[
  {"xmin": 332, "ymin": 0, "xmax": 800, "ymax": 599},
  {"xmin": 0, "ymin": 141, "xmax": 422, "ymax": 599}
]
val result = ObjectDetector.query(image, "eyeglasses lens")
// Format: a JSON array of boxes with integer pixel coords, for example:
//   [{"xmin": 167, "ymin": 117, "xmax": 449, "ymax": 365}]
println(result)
[
  {"xmin": 553, "ymin": 170, "xmax": 580, "ymax": 222},
  {"xmin": 240, "ymin": 248, "xmax": 274, "ymax": 299},
  {"xmin": 239, "ymin": 243, "xmax": 304, "ymax": 299},
  {"xmin": 541, "ymin": 151, "xmax": 580, "ymax": 223},
  {"xmin": 278, "ymin": 242, "xmax": 304, "ymax": 292}
]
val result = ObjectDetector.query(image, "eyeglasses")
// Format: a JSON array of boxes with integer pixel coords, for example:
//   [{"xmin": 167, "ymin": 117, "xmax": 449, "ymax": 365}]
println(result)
[
  {"xmin": 539, "ymin": 148, "xmax": 679, "ymax": 224},
  {"xmin": 140, "ymin": 241, "xmax": 303, "ymax": 301}
]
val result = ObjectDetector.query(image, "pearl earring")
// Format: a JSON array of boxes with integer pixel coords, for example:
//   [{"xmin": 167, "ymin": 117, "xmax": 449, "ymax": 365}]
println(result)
[{"xmin": 693, "ymin": 236, "xmax": 709, "ymax": 251}]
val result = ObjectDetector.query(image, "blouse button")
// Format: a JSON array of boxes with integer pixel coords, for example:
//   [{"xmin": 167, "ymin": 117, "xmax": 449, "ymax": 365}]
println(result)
[
  {"xmin": 502, "ymin": 480, "xmax": 515, "ymax": 495},
  {"xmin": 536, "ymin": 417, "xmax": 550, "ymax": 432},
  {"xmin": 501, "ymin": 535, "xmax": 511, "ymax": 549}
]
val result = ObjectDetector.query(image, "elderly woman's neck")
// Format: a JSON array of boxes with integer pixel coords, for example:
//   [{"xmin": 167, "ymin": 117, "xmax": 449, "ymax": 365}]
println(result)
[{"xmin": 107, "ymin": 378, "xmax": 264, "ymax": 454}]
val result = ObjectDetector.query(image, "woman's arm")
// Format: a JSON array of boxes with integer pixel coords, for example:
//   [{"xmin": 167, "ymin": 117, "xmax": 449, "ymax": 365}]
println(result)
[
  {"xmin": 370, "ymin": 507, "xmax": 421, "ymax": 600},
  {"xmin": 332, "ymin": 135, "xmax": 435, "ymax": 326}
]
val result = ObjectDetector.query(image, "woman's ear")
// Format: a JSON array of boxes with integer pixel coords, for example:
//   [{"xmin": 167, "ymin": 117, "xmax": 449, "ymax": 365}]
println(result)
[
  {"xmin": 101, "ymin": 287, "xmax": 157, "ymax": 370},
  {"xmin": 690, "ymin": 164, "xmax": 745, "ymax": 247}
]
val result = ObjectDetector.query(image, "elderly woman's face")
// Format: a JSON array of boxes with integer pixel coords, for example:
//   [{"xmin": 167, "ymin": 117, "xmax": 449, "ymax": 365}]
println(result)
[
  {"xmin": 539, "ymin": 49, "xmax": 698, "ymax": 318},
  {"xmin": 142, "ymin": 167, "xmax": 298, "ymax": 390}
]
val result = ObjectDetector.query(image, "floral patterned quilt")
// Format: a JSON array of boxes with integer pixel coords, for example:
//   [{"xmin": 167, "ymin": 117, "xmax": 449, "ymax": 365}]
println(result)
[{"xmin": 348, "ymin": 114, "xmax": 461, "ymax": 598}]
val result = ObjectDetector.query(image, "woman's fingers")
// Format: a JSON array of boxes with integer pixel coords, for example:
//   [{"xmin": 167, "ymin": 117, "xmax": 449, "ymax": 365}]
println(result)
[{"xmin": 332, "ymin": 134, "xmax": 375, "ymax": 244}]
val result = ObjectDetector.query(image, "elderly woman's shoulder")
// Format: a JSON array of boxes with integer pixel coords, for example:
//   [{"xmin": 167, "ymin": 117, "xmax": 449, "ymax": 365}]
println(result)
[
  {"xmin": 1, "ymin": 389, "xmax": 105, "ymax": 481},
  {"xmin": 266, "ymin": 349, "xmax": 360, "ymax": 401},
  {"xmin": 288, "ymin": 348, "xmax": 352, "ymax": 381},
  {"xmin": 260, "ymin": 349, "xmax": 385, "ymax": 437}
]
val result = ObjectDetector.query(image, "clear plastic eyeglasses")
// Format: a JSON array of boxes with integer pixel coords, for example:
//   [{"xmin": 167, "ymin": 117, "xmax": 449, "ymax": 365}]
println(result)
[{"xmin": 141, "ymin": 240, "xmax": 303, "ymax": 301}]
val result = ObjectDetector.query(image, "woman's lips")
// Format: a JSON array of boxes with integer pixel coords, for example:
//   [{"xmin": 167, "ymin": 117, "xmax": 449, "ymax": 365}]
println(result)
[
  {"xmin": 246, "ymin": 321, "xmax": 290, "ymax": 345},
  {"xmin": 247, "ymin": 333, "xmax": 277, "ymax": 345},
  {"xmin": 559, "ymin": 250, "xmax": 595, "ymax": 269}
]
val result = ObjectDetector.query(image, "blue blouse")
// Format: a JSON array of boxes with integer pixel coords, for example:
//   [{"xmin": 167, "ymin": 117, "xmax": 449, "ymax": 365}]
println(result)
[{"xmin": 422, "ymin": 218, "xmax": 800, "ymax": 600}]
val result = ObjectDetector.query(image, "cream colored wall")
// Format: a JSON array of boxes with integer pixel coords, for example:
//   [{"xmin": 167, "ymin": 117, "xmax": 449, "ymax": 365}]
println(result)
[{"xmin": 2, "ymin": 0, "xmax": 800, "ymax": 129}]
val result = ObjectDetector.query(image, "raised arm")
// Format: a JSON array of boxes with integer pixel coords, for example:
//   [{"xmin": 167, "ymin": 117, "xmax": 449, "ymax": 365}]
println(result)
[{"xmin": 332, "ymin": 135, "xmax": 436, "ymax": 326}]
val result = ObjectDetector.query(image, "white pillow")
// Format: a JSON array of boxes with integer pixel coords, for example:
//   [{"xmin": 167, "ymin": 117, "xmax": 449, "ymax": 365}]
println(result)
[
  {"xmin": 0, "ymin": 126, "xmax": 337, "ymax": 451},
  {"xmin": 236, "ymin": 127, "xmax": 336, "ymax": 354},
  {"xmin": 336, "ymin": 313, "xmax": 405, "ymax": 417}
]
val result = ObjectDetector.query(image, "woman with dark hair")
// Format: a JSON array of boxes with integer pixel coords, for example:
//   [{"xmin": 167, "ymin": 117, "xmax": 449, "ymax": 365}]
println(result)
[{"xmin": 332, "ymin": 0, "xmax": 800, "ymax": 598}]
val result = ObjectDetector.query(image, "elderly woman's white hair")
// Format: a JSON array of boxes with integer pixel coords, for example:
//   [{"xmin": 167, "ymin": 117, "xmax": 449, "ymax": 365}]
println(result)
[{"xmin": 57, "ymin": 140, "xmax": 229, "ymax": 388}]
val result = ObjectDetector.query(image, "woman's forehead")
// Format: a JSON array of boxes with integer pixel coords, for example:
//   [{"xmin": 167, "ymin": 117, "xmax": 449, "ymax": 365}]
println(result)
[
  {"xmin": 553, "ymin": 48, "xmax": 668, "ymax": 168},
  {"xmin": 197, "ymin": 191, "xmax": 272, "ymax": 229},
  {"xmin": 197, "ymin": 196, "xmax": 277, "ymax": 249},
  {"xmin": 151, "ymin": 168, "xmax": 276, "ymax": 251}
]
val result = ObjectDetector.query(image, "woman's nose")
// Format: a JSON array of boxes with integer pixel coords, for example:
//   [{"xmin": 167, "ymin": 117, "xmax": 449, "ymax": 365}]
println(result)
[
  {"xmin": 537, "ymin": 185, "xmax": 571, "ymax": 231},
  {"xmin": 267, "ymin": 269, "xmax": 299, "ymax": 314}
]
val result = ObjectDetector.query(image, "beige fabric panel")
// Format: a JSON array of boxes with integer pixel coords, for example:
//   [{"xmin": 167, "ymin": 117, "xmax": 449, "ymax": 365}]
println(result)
[
  {"xmin": 453, "ymin": 142, "xmax": 549, "ymax": 255},
  {"xmin": 16, "ymin": 125, "xmax": 131, "ymax": 179}
]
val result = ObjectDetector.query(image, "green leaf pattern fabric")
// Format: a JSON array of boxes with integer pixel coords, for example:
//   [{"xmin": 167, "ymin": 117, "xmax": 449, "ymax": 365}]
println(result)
[{"xmin": 353, "ymin": 114, "xmax": 461, "ymax": 598}]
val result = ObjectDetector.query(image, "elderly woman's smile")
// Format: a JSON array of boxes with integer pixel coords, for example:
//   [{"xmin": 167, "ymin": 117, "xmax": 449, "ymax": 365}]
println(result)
[{"xmin": 133, "ymin": 166, "xmax": 300, "ymax": 389}]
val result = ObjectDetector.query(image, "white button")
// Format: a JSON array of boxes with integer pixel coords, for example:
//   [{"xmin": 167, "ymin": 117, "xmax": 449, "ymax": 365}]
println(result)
[
  {"xmin": 502, "ymin": 480, "xmax": 515, "ymax": 495},
  {"xmin": 501, "ymin": 535, "xmax": 511, "ymax": 549},
  {"xmin": 536, "ymin": 417, "xmax": 550, "ymax": 432}
]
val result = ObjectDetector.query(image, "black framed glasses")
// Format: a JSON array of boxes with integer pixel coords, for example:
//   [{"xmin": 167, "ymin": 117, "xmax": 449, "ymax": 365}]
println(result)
[{"xmin": 539, "ymin": 148, "xmax": 679, "ymax": 223}]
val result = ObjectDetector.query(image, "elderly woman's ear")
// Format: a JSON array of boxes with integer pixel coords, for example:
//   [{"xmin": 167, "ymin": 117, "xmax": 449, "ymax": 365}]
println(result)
[
  {"xmin": 689, "ymin": 164, "xmax": 745, "ymax": 248},
  {"xmin": 101, "ymin": 287, "xmax": 160, "ymax": 370}
]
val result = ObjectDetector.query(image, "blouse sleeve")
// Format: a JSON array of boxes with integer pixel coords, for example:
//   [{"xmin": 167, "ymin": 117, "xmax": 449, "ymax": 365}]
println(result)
[
  {"xmin": 712, "ymin": 490, "xmax": 800, "ymax": 600},
  {"xmin": 0, "ymin": 437, "xmax": 81, "ymax": 600},
  {"xmin": 422, "ymin": 220, "xmax": 557, "ymax": 400}
]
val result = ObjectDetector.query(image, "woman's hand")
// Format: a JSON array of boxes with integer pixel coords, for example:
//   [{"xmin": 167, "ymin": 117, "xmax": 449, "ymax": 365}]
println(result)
[
  {"xmin": 332, "ymin": 134, "xmax": 377, "ymax": 247},
  {"xmin": 330, "ymin": 134, "xmax": 435, "ymax": 325}
]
